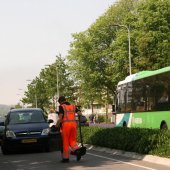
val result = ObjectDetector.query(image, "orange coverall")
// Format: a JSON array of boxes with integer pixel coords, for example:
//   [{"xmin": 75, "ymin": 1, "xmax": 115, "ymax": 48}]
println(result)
[{"xmin": 60, "ymin": 104, "xmax": 79, "ymax": 159}]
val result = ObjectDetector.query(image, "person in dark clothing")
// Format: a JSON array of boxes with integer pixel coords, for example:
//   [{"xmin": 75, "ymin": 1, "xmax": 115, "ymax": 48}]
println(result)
[{"xmin": 89, "ymin": 114, "xmax": 94, "ymax": 123}]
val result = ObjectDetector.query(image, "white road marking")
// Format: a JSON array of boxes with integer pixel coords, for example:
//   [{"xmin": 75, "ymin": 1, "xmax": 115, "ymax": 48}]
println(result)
[{"xmin": 87, "ymin": 152, "xmax": 158, "ymax": 170}]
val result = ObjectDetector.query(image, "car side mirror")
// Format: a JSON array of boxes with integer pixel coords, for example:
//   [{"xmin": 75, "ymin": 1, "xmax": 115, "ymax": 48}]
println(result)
[
  {"xmin": 0, "ymin": 122, "xmax": 4, "ymax": 126},
  {"xmin": 47, "ymin": 119, "xmax": 54, "ymax": 124}
]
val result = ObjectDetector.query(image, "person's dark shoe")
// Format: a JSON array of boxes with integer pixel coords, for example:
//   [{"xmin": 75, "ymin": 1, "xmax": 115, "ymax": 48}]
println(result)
[
  {"xmin": 75, "ymin": 149, "xmax": 81, "ymax": 161},
  {"xmin": 76, "ymin": 154, "xmax": 81, "ymax": 161},
  {"xmin": 61, "ymin": 158, "xmax": 69, "ymax": 163}
]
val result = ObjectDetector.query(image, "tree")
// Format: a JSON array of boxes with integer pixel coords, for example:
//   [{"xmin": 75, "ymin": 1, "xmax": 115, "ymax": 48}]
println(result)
[
  {"xmin": 67, "ymin": 0, "xmax": 170, "ymax": 116},
  {"xmin": 133, "ymin": 0, "xmax": 170, "ymax": 71},
  {"xmin": 22, "ymin": 0, "xmax": 170, "ymax": 116},
  {"xmin": 67, "ymin": 0, "xmax": 137, "ymax": 112},
  {"xmin": 22, "ymin": 55, "xmax": 76, "ymax": 110}
]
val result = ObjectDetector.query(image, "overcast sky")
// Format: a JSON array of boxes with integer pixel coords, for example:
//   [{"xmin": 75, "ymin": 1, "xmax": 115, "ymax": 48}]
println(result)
[{"xmin": 0, "ymin": 0, "xmax": 116, "ymax": 106}]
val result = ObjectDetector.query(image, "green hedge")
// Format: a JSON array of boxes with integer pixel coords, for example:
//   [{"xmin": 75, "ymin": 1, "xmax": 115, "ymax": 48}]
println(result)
[{"xmin": 77, "ymin": 127, "xmax": 170, "ymax": 158}]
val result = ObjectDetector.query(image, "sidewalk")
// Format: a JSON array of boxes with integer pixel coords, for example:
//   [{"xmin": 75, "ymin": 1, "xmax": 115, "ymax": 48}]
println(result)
[{"xmin": 85, "ymin": 144, "xmax": 170, "ymax": 167}]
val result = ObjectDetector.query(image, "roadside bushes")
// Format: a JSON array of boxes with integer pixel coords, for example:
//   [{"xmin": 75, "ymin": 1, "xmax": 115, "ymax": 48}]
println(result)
[
  {"xmin": 77, "ymin": 126, "xmax": 170, "ymax": 158},
  {"xmin": 97, "ymin": 115, "xmax": 105, "ymax": 123}
]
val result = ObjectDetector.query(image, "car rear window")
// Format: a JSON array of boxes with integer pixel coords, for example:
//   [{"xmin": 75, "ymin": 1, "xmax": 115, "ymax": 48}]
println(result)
[{"xmin": 9, "ymin": 110, "xmax": 45, "ymax": 124}]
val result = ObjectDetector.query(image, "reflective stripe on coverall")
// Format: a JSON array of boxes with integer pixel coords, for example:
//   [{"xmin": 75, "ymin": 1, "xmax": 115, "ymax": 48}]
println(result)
[{"xmin": 61, "ymin": 104, "xmax": 79, "ymax": 159}]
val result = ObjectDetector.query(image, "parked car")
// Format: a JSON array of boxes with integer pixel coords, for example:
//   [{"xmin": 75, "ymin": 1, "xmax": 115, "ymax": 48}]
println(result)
[
  {"xmin": 0, "ymin": 116, "xmax": 5, "ymax": 145},
  {"xmin": 1, "ymin": 108, "xmax": 51, "ymax": 154}
]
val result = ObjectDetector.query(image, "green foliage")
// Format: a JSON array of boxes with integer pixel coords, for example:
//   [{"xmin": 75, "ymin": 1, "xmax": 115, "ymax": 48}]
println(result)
[
  {"xmin": 22, "ymin": 0, "xmax": 170, "ymax": 112},
  {"xmin": 133, "ymin": 0, "xmax": 170, "ymax": 71},
  {"xmin": 78, "ymin": 127, "xmax": 170, "ymax": 158},
  {"xmin": 22, "ymin": 55, "xmax": 76, "ymax": 110},
  {"xmin": 14, "ymin": 103, "xmax": 23, "ymax": 109},
  {"xmin": 97, "ymin": 115, "xmax": 105, "ymax": 123},
  {"xmin": 0, "ymin": 104, "xmax": 10, "ymax": 116},
  {"xmin": 67, "ymin": 0, "xmax": 170, "ymax": 109}
]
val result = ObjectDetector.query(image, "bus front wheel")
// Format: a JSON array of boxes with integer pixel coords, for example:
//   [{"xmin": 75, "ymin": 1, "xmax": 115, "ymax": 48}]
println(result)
[{"xmin": 123, "ymin": 121, "xmax": 127, "ymax": 127}]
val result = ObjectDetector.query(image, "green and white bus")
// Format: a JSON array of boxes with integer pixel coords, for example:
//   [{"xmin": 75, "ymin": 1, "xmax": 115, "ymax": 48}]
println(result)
[{"xmin": 115, "ymin": 66, "xmax": 170, "ymax": 129}]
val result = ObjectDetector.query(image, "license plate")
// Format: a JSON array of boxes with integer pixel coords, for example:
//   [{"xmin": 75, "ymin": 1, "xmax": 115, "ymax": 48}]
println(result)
[{"xmin": 22, "ymin": 139, "xmax": 37, "ymax": 143}]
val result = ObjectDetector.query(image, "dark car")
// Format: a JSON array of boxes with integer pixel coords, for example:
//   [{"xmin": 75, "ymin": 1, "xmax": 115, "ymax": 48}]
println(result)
[
  {"xmin": 1, "ymin": 108, "xmax": 50, "ymax": 154},
  {"xmin": 0, "ymin": 116, "xmax": 5, "ymax": 145}
]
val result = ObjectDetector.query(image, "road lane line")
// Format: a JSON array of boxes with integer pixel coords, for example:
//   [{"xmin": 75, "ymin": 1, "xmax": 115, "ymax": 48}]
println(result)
[{"xmin": 87, "ymin": 152, "xmax": 158, "ymax": 170}]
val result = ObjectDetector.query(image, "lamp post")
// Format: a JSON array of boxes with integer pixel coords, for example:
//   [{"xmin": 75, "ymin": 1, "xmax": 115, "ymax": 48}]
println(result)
[
  {"xmin": 16, "ymin": 93, "xmax": 22, "ymax": 108},
  {"xmin": 56, "ymin": 66, "xmax": 59, "ymax": 103},
  {"xmin": 26, "ymin": 80, "xmax": 37, "ymax": 108},
  {"xmin": 18, "ymin": 88, "xmax": 24, "ymax": 108},
  {"xmin": 45, "ymin": 64, "xmax": 59, "ymax": 109},
  {"xmin": 113, "ymin": 24, "xmax": 131, "ymax": 75}
]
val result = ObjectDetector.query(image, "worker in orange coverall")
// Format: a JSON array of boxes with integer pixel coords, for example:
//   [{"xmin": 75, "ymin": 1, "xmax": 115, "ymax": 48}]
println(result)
[{"xmin": 56, "ymin": 96, "xmax": 81, "ymax": 163}]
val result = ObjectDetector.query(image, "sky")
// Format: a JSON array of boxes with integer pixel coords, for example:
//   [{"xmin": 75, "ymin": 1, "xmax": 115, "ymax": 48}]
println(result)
[{"xmin": 0, "ymin": 0, "xmax": 116, "ymax": 106}]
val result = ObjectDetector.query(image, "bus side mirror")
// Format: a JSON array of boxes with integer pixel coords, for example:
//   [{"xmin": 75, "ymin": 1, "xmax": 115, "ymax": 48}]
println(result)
[{"xmin": 0, "ymin": 122, "xmax": 4, "ymax": 126}]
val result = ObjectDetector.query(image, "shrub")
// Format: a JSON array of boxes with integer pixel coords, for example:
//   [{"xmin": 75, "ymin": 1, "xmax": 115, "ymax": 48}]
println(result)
[
  {"xmin": 77, "ymin": 126, "xmax": 170, "ymax": 158},
  {"xmin": 97, "ymin": 115, "xmax": 105, "ymax": 123}
]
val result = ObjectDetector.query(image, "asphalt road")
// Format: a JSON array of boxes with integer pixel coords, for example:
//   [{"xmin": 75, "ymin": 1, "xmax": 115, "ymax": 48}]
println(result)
[{"xmin": 0, "ymin": 147, "xmax": 169, "ymax": 170}]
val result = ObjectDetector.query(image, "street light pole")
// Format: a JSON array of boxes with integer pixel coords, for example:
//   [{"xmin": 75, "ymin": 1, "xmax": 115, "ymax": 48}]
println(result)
[
  {"xmin": 113, "ymin": 24, "xmax": 132, "ymax": 75},
  {"xmin": 45, "ymin": 64, "xmax": 59, "ymax": 110},
  {"xmin": 56, "ymin": 65, "xmax": 59, "ymax": 104},
  {"xmin": 18, "ymin": 88, "xmax": 24, "ymax": 108},
  {"xmin": 26, "ymin": 80, "xmax": 37, "ymax": 108},
  {"xmin": 35, "ymin": 94, "xmax": 37, "ymax": 108}
]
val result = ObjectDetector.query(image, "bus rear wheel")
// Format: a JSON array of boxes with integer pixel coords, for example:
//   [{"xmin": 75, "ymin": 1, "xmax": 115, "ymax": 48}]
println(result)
[{"xmin": 160, "ymin": 121, "xmax": 168, "ymax": 130}]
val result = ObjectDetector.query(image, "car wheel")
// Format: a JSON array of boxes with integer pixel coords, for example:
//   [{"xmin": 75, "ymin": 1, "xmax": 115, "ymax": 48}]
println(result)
[{"xmin": 44, "ymin": 143, "xmax": 50, "ymax": 152}]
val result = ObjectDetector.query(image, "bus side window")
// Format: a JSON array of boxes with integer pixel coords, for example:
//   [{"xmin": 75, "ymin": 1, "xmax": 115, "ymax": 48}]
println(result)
[
  {"xmin": 136, "ymin": 102, "xmax": 145, "ymax": 112},
  {"xmin": 158, "ymin": 90, "xmax": 168, "ymax": 104},
  {"xmin": 156, "ymin": 90, "xmax": 169, "ymax": 111}
]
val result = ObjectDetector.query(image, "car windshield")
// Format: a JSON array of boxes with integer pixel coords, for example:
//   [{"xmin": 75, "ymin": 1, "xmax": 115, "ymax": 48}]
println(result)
[{"xmin": 9, "ymin": 110, "xmax": 45, "ymax": 124}]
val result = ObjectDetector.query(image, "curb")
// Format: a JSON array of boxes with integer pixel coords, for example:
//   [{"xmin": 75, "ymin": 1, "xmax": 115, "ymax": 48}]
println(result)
[{"xmin": 85, "ymin": 144, "xmax": 170, "ymax": 167}]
